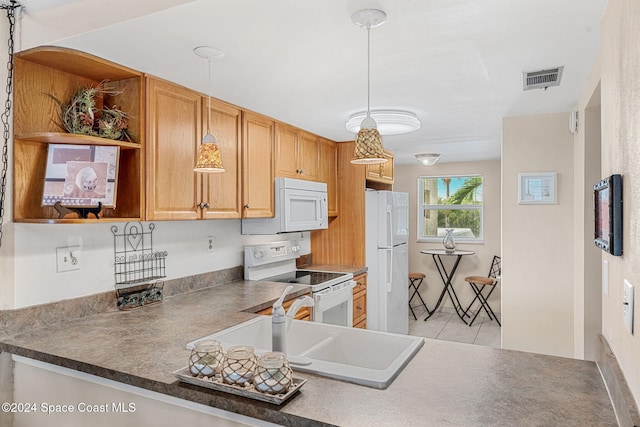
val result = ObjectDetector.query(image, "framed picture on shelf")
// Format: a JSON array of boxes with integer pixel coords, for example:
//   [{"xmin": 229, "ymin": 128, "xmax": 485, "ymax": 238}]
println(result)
[
  {"xmin": 518, "ymin": 172, "xmax": 557, "ymax": 204},
  {"xmin": 42, "ymin": 144, "xmax": 120, "ymax": 208}
]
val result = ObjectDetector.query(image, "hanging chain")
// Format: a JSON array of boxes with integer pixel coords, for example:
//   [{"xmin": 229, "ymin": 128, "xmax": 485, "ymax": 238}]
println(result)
[{"xmin": 0, "ymin": 0, "xmax": 20, "ymax": 247}]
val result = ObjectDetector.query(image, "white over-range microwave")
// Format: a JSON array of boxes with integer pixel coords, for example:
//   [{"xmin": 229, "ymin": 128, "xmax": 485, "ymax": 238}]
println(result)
[{"xmin": 241, "ymin": 177, "xmax": 328, "ymax": 235}]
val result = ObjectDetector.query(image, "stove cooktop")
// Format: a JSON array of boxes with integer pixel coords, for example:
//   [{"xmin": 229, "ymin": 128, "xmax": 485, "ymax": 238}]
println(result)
[{"xmin": 264, "ymin": 270, "xmax": 350, "ymax": 289}]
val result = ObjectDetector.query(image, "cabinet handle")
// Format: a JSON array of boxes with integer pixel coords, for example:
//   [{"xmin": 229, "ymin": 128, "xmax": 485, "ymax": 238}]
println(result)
[
  {"xmin": 244, "ymin": 204, "xmax": 250, "ymax": 209},
  {"xmin": 198, "ymin": 202, "xmax": 210, "ymax": 209},
  {"xmin": 299, "ymin": 169, "xmax": 304, "ymax": 174}
]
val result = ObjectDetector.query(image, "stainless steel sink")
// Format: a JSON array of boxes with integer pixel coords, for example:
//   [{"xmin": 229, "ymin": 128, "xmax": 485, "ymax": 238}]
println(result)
[{"xmin": 188, "ymin": 316, "xmax": 424, "ymax": 389}]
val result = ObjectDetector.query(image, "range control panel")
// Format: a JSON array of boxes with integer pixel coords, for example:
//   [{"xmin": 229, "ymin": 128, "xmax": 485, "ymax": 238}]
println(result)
[{"xmin": 244, "ymin": 241, "xmax": 301, "ymax": 268}]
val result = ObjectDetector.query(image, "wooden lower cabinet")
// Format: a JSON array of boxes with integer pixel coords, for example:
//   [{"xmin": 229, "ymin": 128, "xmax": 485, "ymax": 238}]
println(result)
[
  {"xmin": 353, "ymin": 273, "xmax": 367, "ymax": 328},
  {"xmin": 257, "ymin": 294, "xmax": 312, "ymax": 321}
]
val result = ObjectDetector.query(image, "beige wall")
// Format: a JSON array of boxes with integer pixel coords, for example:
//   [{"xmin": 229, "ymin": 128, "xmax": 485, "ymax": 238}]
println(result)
[
  {"xmin": 593, "ymin": 0, "xmax": 640, "ymax": 403},
  {"xmin": 502, "ymin": 112, "xmax": 575, "ymax": 358},
  {"xmin": 573, "ymin": 71, "xmax": 602, "ymax": 362},
  {"xmin": 394, "ymin": 160, "xmax": 501, "ymax": 316}
]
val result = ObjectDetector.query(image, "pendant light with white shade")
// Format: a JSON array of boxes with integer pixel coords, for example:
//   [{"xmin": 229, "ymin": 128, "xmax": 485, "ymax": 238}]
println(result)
[
  {"xmin": 350, "ymin": 9, "xmax": 388, "ymax": 165},
  {"xmin": 194, "ymin": 46, "xmax": 225, "ymax": 173}
]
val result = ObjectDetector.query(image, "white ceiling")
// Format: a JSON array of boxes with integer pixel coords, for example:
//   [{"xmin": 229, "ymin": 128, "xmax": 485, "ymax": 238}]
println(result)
[{"xmin": 16, "ymin": 0, "xmax": 607, "ymax": 165}]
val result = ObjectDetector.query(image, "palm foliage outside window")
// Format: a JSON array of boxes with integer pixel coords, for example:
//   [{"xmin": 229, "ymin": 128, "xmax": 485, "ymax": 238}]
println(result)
[{"xmin": 418, "ymin": 175, "xmax": 483, "ymax": 242}]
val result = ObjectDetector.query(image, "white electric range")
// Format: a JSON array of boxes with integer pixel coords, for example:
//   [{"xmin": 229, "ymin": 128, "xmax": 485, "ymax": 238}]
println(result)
[{"xmin": 244, "ymin": 241, "xmax": 355, "ymax": 327}]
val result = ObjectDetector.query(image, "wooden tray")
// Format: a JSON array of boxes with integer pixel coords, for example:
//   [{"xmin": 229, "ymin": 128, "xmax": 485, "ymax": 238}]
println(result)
[{"xmin": 172, "ymin": 367, "xmax": 306, "ymax": 405}]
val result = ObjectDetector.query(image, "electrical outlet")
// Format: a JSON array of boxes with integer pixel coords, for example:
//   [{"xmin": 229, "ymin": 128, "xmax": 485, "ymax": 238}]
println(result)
[
  {"xmin": 206, "ymin": 236, "xmax": 214, "ymax": 253},
  {"xmin": 56, "ymin": 247, "xmax": 80, "ymax": 272},
  {"xmin": 623, "ymin": 279, "xmax": 634, "ymax": 335}
]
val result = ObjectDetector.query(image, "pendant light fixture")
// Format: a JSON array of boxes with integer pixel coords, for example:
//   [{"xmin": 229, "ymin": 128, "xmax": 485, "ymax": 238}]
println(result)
[
  {"xmin": 194, "ymin": 46, "xmax": 225, "ymax": 173},
  {"xmin": 350, "ymin": 9, "xmax": 388, "ymax": 165}
]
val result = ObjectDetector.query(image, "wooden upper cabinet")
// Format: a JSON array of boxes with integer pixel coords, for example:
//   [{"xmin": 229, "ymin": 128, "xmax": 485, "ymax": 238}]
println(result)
[
  {"xmin": 146, "ymin": 77, "xmax": 202, "ymax": 220},
  {"xmin": 147, "ymin": 78, "xmax": 243, "ymax": 220},
  {"xmin": 318, "ymin": 137, "xmax": 338, "ymax": 217},
  {"xmin": 298, "ymin": 130, "xmax": 319, "ymax": 181},
  {"xmin": 365, "ymin": 149, "xmax": 394, "ymax": 184},
  {"xmin": 202, "ymin": 98, "xmax": 242, "ymax": 219},
  {"xmin": 12, "ymin": 46, "xmax": 144, "ymax": 223},
  {"xmin": 242, "ymin": 111, "xmax": 275, "ymax": 218},
  {"xmin": 275, "ymin": 123, "xmax": 298, "ymax": 178},
  {"xmin": 274, "ymin": 123, "xmax": 319, "ymax": 181}
]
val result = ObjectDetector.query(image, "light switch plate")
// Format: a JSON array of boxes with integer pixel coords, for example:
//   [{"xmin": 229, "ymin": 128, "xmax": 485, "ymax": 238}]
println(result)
[{"xmin": 623, "ymin": 279, "xmax": 634, "ymax": 334}]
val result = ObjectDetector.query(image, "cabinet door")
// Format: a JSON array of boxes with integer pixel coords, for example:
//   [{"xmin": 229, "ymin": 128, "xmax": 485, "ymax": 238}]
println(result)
[
  {"xmin": 242, "ymin": 111, "xmax": 275, "ymax": 218},
  {"xmin": 298, "ymin": 130, "xmax": 319, "ymax": 181},
  {"xmin": 380, "ymin": 150, "xmax": 394, "ymax": 182},
  {"xmin": 353, "ymin": 273, "xmax": 367, "ymax": 328},
  {"xmin": 365, "ymin": 149, "xmax": 394, "ymax": 184},
  {"xmin": 275, "ymin": 123, "xmax": 299, "ymax": 179},
  {"xmin": 202, "ymin": 98, "xmax": 242, "ymax": 219},
  {"xmin": 318, "ymin": 137, "xmax": 338, "ymax": 217},
  {"xmin": 146, "ymin": 77, "xmax": 202, "ymax": 220}
]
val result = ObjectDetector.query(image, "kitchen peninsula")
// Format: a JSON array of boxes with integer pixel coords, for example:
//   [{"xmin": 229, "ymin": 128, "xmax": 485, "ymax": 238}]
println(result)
[{"xmin": 0, "ymin": 279, "xmax": 618, "ymax": 426}]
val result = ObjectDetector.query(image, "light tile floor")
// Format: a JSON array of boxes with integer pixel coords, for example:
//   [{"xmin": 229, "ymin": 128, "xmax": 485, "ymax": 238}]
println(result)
[{"xmin": 408, "ymin": 306, "xmax": 501, "ymax": 348}]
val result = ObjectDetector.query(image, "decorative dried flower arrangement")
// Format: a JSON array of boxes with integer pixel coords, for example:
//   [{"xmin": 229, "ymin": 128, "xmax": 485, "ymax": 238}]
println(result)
[{"xmin": 50, "ymin": 83, "xmax": 132, "ymax": 142}]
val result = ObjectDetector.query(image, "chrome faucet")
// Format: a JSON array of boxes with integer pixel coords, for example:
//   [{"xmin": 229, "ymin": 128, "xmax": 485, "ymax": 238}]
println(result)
[{"xmin": 272, "ymin": 285, "xmax": 315, "ymax": 354}]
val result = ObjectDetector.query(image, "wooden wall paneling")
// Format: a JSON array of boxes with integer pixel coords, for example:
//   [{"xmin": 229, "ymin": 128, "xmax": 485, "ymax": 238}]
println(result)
[{"xmin": 311, "ymin": 141, "xmax": 366, "ymax": 267}]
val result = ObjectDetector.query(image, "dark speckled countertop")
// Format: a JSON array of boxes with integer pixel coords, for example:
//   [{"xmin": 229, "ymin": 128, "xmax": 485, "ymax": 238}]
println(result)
[{"xmin": 0, "ymin": 280, "xmax": 618, "ymax": 426}]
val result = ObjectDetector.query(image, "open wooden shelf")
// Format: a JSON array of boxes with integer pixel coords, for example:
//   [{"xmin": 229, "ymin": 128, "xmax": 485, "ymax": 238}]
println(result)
[
  {"xmin": 16, "ymin": 132, "xmax": 141, "ymax": 149},
  {"xmin": 13, "ymin": 47, "xmax": 144, "ymax": 223}
]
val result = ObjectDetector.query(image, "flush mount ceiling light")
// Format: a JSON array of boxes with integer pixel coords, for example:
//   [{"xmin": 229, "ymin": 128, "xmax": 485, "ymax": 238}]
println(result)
[
  {"xmin": 415, "ymin": 153, "xmax": 441, "ymax": 166},
  {"xmin": 350, "ymin": 9, "xmax": 387, "ymax": 165},
  {"xmin": 346, "ymin": 110, "xmax": 421, "ymax": 135},
  {"xmin": 194, "ymin": 46, "xmax": 225, "ymax": 173}
]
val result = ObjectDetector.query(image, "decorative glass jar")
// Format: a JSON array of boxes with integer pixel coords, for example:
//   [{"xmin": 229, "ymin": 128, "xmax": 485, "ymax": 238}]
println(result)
[
  {"xmin": 222, "ymin": 345, "xmax": 257, "ymax": 385},
  {"xmin": 253, "ymin": 352, "xmax": 293, "ymax": 394},
  {"xmin": 443, "ymin": 228, "xmax": 456, "ymax": 253},
  {"xmin": 189, "ymin": 339, "xmax": 224, "ymax": 377}
]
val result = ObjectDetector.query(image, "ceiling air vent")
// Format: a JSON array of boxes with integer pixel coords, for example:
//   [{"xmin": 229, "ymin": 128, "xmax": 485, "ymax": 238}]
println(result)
[{"xmin": 523, "ymin": 66, "xmax": 564, "ymax": 90}]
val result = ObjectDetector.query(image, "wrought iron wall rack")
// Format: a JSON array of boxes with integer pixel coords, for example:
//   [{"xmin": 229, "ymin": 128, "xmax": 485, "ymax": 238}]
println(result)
[{"xmin": 111, "ymin": 222, "xmax": 167, "ymax": 310}]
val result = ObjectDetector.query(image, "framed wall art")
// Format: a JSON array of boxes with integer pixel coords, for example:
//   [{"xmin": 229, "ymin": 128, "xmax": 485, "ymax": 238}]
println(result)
[
  {"xmin": 518, "ymin": 172, "xmax": 557, "ymax": 204},
  {"xmin": 594, "ymin": 174, "xmax": 623, "ymax": 256},
  {"xmin": 42, "ymin": 144, "xmax": 120, "ymax": 208}
]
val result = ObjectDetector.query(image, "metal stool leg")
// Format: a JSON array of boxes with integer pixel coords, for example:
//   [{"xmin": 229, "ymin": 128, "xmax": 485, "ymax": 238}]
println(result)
[
  {"xmin": 466, "ymin": 283, "xmax": 499, "ymax": 327},
  {"xmin": 409, "ymin": 276, "xmax": 431, "ymax": 319}
]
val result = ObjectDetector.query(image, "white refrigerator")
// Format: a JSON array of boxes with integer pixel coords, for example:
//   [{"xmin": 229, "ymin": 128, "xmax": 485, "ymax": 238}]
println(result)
[{"xmin": 365, "ymin": 190, "xmax": 409, "ymax": 334}]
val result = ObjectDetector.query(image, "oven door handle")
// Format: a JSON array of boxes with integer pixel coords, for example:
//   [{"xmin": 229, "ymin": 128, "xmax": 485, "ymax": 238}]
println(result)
[{"xmin": 315, "ymin": 281, "xmax": 355, "ymax": 301}]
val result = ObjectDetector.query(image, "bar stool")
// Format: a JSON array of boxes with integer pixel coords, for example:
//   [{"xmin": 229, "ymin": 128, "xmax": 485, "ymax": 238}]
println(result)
[
  {"xmin": 462, "ymin": 255, "xmax": 501, "ymax": 327},
  {"xmin": 408, "ymin": 272, "xmax": 432, "ymax": 320}
]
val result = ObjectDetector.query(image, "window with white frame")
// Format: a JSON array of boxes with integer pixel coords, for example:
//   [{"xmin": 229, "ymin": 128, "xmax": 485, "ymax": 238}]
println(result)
[{"xmin": 417, "ymin": 175, "xmax": 483, "ymax": 242}]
